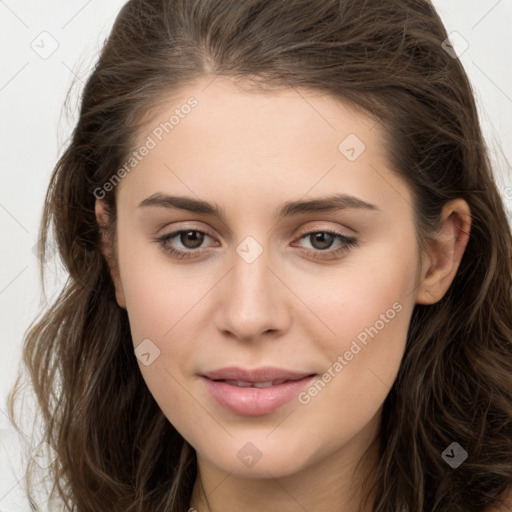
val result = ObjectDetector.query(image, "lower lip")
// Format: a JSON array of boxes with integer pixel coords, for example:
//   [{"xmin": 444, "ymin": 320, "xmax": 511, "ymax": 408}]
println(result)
[{"xmin": 202, "ymin": 375, "xmax": 316, "ymax": 416}]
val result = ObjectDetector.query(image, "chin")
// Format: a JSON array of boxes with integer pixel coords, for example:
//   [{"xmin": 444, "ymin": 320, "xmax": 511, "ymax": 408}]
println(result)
[{"xmin": 196, "ymin": 435, "xmax": 316, "ymax": 479}]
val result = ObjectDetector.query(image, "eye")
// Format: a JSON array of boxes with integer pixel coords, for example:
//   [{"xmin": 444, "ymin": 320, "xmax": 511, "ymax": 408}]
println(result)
[
  {"xmin": 154, "ymin": 227, "xmax": 358, "ymax": 261},
  {"xmin": 155, "ymin": 228, "xmax": 217, "ymax": 259},
  {"xmin": 292, "ymin": 229, "xmax": 358, "ymax": 260}
]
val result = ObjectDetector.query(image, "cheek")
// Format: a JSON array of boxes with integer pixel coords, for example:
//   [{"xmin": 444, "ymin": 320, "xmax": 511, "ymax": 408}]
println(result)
[
  {"xmin": 292, "ymin": 237, "xmax": 417, "ymax": 411},
  {"xmin": 115, "ymin": 224, "xmax": 198, "ymax": 344},
  {"xmin": 297, "ymin": 234, "xmax": 417, "ymax": 352},
  {"xmin": 117, "ymin": 245, "xmax": 209, "ymax": 436}
]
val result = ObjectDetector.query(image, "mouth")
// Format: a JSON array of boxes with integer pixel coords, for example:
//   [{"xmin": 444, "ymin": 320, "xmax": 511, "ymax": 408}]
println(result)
[
  {"xmin": 201, "ymin": 367, "xmax": 317, "ymax": 416},
  {"xmin": 219, "ymin": 379, "xmax": 292, "ymax": 388},
  {"xmin": 202, "ymin": 366, "xmax": 314, "ymax": 382}
]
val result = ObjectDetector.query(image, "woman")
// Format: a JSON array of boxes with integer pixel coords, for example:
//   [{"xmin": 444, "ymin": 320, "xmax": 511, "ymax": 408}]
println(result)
[{"xmin": 10, "ymin": 0, "xmax": 512, "ymax": 511}]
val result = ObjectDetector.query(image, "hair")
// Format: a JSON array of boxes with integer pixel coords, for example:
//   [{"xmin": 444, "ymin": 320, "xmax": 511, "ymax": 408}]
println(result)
[{"xmin": 8, "ymin": 0, "xmax": 512, "ymax": 511}]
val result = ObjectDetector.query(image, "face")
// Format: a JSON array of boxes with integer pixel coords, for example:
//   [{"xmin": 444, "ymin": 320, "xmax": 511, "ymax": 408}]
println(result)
[{"xmin": 104, "ymin": 76, "xmax": 424, "ymax": 479}]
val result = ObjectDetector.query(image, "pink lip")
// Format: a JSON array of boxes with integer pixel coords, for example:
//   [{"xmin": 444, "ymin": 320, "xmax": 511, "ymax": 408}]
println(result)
[{"xmin": 201, "ymin": 366, "xmax": 316, "ymax": 416}]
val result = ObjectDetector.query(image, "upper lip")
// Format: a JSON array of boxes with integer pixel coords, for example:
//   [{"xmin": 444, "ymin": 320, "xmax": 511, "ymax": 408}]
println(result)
[{"xmin": 202, "ymin": 366, "xmax": 315, "ymax": 382}]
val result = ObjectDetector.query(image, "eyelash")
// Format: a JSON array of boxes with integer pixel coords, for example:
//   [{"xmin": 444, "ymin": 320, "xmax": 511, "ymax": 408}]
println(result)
[{"xmin": 154, "ymin": 227, "xmax": 358, "ymax": 261}]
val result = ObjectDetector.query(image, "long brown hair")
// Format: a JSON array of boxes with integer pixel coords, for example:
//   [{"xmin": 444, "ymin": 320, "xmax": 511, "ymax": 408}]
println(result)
[{"xmin": 9, "ymin": 0, "xmax": 512, "ymax": 510}]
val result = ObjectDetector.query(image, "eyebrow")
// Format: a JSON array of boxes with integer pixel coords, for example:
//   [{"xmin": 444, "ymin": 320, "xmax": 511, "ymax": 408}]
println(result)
[{"xmin": 138, "ymin": 192, "xmax": 380, "ymax": 219}]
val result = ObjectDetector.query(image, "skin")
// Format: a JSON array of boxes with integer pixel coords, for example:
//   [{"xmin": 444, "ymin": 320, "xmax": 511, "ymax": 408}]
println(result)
[{"xmin": 96, "ymin": 76, "xmax": 471, "ymax": 512}]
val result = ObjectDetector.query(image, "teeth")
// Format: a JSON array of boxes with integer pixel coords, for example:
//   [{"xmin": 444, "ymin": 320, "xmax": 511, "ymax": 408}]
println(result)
[
  {"xmin": 227, "ymin": 380, "xmax": 253, "ymax": 387},
  {"xmin": 224, "ymin": 380, "xmax": 287, "ymax": 387},
  {"xmin": 253, "ymin": 381, "xmax": 274, "ymax": 388}
]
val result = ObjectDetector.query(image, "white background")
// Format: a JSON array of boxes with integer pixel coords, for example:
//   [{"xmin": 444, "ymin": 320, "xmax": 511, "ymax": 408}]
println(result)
[{"xmin": 1, "ymin": 1, "xmax": 511, "ymax": 510}]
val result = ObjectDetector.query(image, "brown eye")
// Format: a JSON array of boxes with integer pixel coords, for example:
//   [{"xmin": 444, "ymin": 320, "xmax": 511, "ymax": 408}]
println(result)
[
  {"xmin": 308, "ymin": 232, "xmax": 336, "ymax": 250},
  {"xmin": 155, "ymin": 228, "xmax": 216, "ymax": 259},
  {"xmin": 178, "ymin": 230, "xmax": 204, "ymax": 249},
  {"xmin": 292, "ymin": 229, "xmax": 358, "ymax": 261}
]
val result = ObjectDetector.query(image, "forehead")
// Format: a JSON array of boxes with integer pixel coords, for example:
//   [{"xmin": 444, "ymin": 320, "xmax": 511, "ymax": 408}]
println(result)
[
  {"xmin": 117, "ymin": 76, "xmax": 412, "ymax": 217},
  {"xmin": 136, "ymin": 76, "xmax": 380, "ymax": 154}
]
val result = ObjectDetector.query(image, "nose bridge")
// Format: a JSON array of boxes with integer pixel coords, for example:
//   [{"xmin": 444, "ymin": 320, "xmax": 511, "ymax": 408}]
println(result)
[
  {"xmin": 216, "ymin": 234, "xmax": 287, "ymax": 340},
  {"xmin": 231, "ymin": 236, "xmax": 274, "ymax": 313},
  {"xmin": 233, "ymin": 237, "xmax": 270, "ymax": 295}
]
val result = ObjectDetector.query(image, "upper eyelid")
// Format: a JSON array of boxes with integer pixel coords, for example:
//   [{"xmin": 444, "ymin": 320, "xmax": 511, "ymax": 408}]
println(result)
[
  {"xmin": 159, "ymin": 222, "xmax": 214, "ymax": 237},
  {"xmin": 295, "ymin": 224, "xmax": 353, "ymax": 238},
  {"xmin": 159, "ymin": 220, "xmax": 354, "ymax": 238}
]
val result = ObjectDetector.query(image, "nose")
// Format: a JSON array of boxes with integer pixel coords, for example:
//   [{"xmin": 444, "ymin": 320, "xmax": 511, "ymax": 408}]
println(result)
[{"xmin": 213, "ymin": 240, "xmax": 290, "ymax": 343}]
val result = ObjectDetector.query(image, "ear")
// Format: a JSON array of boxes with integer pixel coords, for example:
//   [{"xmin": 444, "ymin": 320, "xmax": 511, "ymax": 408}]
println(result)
[
  {"xmin": 95, "ymin": 199, "xmax": 126, "ymax": 309},
  {"xmin": 416, "ymin": 199, "xmax": 471, "ymax": 305}
]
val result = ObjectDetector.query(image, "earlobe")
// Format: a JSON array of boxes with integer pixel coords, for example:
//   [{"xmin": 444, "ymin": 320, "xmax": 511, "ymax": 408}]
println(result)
[
  {"xmin": 416, "ymin": 199, "xmax": 471, "ymax": 305},
  {"xmin": 94, "ymin": 199, "xmax": 127, "ymax": 309}
]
